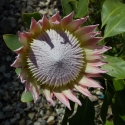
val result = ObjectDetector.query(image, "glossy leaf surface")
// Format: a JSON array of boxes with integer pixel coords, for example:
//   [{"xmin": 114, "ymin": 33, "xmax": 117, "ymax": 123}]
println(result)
[
  {"xmin": 101, "ymin": 0, "xmax": 125, "ymax": 37},
  {"xmin": 102, "ymin": 55, "xmax": 125, "ymax": 79},
  {"xmin": 74, "ymin": 0, "xmax": 89, "ymax": 18}
]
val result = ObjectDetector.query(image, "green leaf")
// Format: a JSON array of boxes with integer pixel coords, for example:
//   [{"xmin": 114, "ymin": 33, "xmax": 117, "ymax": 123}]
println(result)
[
  {"xmin": 69, "ymin": 96, "xmax": 95, "ymax": 125},
  {"xmin": 112, "ymin": 87, "xmax": 125, "ymax": 124},
  {"xmin": 15, "ymin": 68, "xmax": 21, "ymax": 76},
  {"xmin": 74, "ymin": 0, "xmax": 89, "ymax": 18},
  {"xmin": 61, "ymin": 0, "xmax": 72, "ymax": 16},
  {"xmin": 106, "ymin": 121, "xmax": 114, "ymax": 125},
  {"xmin": 22, "ymin": 12, "xmax": 41, "ymax": 28},
  {"xmin": 3, "ymin": 34, "xmax": 21, "ymax": 51},
  {"xmin": 113, "ymin": 115, "xmax": 125, "ymax": 125},
  {"xmin": 62, "ymin": 101, "xmax": 75, "ymax": 125},
  {"xmin": 21, "ymin": 91, "xmax": 34, "ymax": 102},
  {"xmin": 101, "ymin": 92, "xmax": 112, "ymax": 123},
  {"xmin": 101, "ymin": 0, "xmax": 125, "ymax": 37},
  {"xmin": 113, "ymin": 79, "xmax": 125, "ymax": 91},
  {"xmin": 68, "ymin": 0, "xmax": 77, "ymax": 12},
  {"xmin": 21, "ymin": 89, "xmax": 42, "ymax": 102},
  {"xmin": 101, "ymin": 55, "xmax": 125, "ymax": 79},
  {"xmin": 101, "ymin": 80, "xmax": 115, "ymax": 123}
]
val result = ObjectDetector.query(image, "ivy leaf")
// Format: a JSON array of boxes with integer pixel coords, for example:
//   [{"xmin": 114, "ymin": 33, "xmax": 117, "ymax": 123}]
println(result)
[
  {"xmin": 22, "ymin": 12, "xmax": 41, "ymax": 28},
  {"xmin": 101, "ymin": 55, "xmax": 125, "ymax": 79},
  {"xmin": 101, "ymin": 0, "xmax": 125, "ymax": 37},
  {"xmin": 3, "ymin": 34, "xmax": 21, "ymax": 51}
]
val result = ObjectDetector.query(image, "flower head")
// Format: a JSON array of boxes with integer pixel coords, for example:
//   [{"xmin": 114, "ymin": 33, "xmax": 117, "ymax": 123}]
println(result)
[{"xmin": 12, "ymin": 12, "xmax": 111, "ymax": 109}]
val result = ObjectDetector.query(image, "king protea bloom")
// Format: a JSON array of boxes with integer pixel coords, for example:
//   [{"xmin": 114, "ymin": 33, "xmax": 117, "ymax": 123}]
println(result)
[{"xmin": 12, "ymin": 12, "xmax": 111, "ymax": 109}]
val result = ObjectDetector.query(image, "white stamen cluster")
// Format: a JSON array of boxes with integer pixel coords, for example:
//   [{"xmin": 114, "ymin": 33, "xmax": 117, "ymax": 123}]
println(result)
[{"xmin": 27, "ymin": 29, "xmax": 84, "ymax": 87}]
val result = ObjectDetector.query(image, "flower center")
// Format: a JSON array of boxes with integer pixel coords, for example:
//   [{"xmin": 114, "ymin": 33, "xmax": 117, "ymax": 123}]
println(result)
[{"xmin": 27, "ymin": 29, "xmax": 85, "ymax": 87}]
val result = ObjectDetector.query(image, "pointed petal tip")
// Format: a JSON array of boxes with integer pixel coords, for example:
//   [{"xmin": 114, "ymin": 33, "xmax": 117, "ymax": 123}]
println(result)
[
  {"xmin": 86, "ymin": 15, "xmax": 89, "ymax": 19},
  {"xmin": 18, "ymin": 31, "xmax": 22, "ymax": 37},
  {"xmin": 108, "ymin": 46, "xmax": 112, "ymax": 50},
  {"xmin": 54, "ymin": 92, "xmax": 71, "ymax": 110},
  {"xmin": 31, "ymin": 17, "xmax": 36, "ymax": 22},
  {"xmin": 77, "ymin": 100, "xmax": 82, "ymax": 106},
  {"xmin": 62, "ymin": 90, "xmax": 82, "ymax": 106}
]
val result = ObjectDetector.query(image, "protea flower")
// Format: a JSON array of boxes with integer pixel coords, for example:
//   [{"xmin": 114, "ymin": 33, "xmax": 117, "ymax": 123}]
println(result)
[{"xmin": 12, "ymin": 12, "xmax": 111, "ymax": 109}]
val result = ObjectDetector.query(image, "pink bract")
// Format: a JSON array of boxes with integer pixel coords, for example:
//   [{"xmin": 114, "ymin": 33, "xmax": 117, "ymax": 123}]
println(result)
[{"xmin": 11, "ymin": 12, "xmax": 111, "ymax": 110}]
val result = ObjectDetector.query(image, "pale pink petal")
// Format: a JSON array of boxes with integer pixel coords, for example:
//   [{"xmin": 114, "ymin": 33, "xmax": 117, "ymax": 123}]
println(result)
[
  {"xmin": 79, "ymin": 76, "xmax": 103, "ymax": 88},
  {"xmin": 54, "ymin": 92, "xmax": 71, "ymax": 110},
  {"xmin": 87, "ymin": 60, "xmax": 107, "ymax": 66},
  {"xmin": 32, "ymin": 85, "xmax": 40, "ymax": 103},
  {"xmin": 18, "ymin": 31, "xmax": 28, "ymax": 47},
  {"xmin": 94, "ymin": 46, "xmax": 112, "ymax": 54},
  {"xmin": 68, "ymin": 16, "xmax": 89, "ymax": 32},
  {"xmin": 11, "ymin": 57, "xmax": 26, "ymax": 68},
  {"xmin": 52, "ymin": 20, "xmax": 60, "ymax": 24},
  {"xmin": 85, "ymin": 64, "xmax": 108, "ymax": 74},
  {"xmin": 14, "ymin": 47, "xmax": 24, "ymax": 54},
  {"xmin": 86, "ymin": 74, "xmax": 102, "ymax": 78},
  {"xmin": 43, "ymin": 89, "xmax": 55, "ymax": 106},
  {"xmin": 75, "ymin": 24, "xmax": 99, "ymax": 36},
  {"xmin": 19, "ymin": 68, "xmax": 28, "ymax": 83},
  {"xmin": 49, "ymin": 11, "xmax": 61, "ymax": 23},
  {"xmin": 30, "ymin": 18, "xmax": 41, "ymax": 34},
  {"xmin": 74, "ymin": 85, "xmax": 92, "ymax": 97},
  {"xmin": 85, "ymin": 46, "xmax": 112, "ymax": 55},
  {"xmin": 51, "ymin": 20, "xmax": 61, "ymax": 28},
  {"xmin": 82, "ymin": 37, "xmax": 103, "ymax": 46},
  {"xmin": 23, "ymin": 32, "xmax": 33, "ymax": 42},
  {"xmin": 62, "ymin": 89, "xmax": 82, "ymax": 105},
  {"xmin": 39, "ymin": 15, "xmax": 50, "ymax": 29},
  {"xmin": 29, "ymin": 78, "xmax": 40, "ymax": 103},
  {"xmin": 87, "ymin": 31, "xmax": 101, "ymax": 37},
  {"xmin": 85, "ymin": 54, "xmax": 103, "ymax": 61},
  {"xmin": 25, "ymin": 79, "xmax": 32, "ymax": 93},
  {"xmin": 30, "ymin": 18, "xmax": 37, "ymax": 32},
  {"xmin": 61, "ymin": 12, "xmax": 74, "ymax": 27}
]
